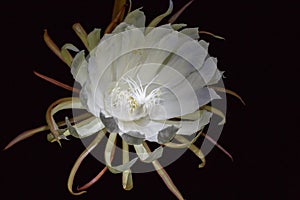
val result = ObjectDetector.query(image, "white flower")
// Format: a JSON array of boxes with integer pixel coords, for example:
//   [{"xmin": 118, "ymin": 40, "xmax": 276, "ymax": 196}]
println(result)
[{"xmin": 71, "ymin": 9, "xmax": 222, "ymax": 144}]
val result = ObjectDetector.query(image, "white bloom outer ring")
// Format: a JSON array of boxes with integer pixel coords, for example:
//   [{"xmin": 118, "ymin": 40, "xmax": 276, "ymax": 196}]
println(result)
[{"xmin": 71, "ymin": 26, "xmax": 227, "ymax": 173}]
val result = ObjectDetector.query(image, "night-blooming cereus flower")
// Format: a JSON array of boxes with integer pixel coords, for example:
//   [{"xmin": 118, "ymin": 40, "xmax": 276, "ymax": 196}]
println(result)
[
  {"xmin": 4, "ymin": 1, "xmax": 244, "ymax": 199},
  {"xmin": 72, "ymin": 16, "xmax": 222, "ymax": 145}
]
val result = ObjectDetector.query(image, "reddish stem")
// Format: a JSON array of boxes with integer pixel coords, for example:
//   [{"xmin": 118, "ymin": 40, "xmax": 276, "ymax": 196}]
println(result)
[
  {"xmin": 168, "ymin": 0, "xmax": 194, "ymax": 24},
  {"xmin": 201, "ymin": 132, "xmax": 233, "ymax": 161},
  {"xmin": 34, "ymin": 71, "xmax": 80, "ymax": 94},
  {"xmin": 77, "ymin": 166, "xmax": 108, "ymax": 191},
  {"xmin": 3, "ymin": 125, "xmax": 48, "ymax": 151},
  {"xmin": 43, "ymin": 30, "xmax": 66, "ymax": 64},
  {"xmin": 105, "ymin": 5, "xmax": 126, "ymax": 34}
]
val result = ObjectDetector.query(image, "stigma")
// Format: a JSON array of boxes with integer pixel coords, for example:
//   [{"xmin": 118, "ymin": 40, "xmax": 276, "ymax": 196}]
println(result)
[{"xmin": 110, "ymin": 76, "xmax": 161, "ymax": 120}]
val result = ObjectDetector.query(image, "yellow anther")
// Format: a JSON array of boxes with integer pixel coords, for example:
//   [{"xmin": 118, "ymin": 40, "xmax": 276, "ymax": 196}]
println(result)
[{"xmin": 128, "ymin": 96, "xmax": 139, "ymax": 112}]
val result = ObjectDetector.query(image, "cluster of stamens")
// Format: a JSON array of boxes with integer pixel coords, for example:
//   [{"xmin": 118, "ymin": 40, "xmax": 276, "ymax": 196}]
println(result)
[{"xmin": 110, "ymin": 76, "xmax": 162, "ymax": 117}]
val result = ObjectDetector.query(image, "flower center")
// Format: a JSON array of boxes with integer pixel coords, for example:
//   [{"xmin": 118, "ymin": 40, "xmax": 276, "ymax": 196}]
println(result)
[{"xmin": 110, "ymin": 76, "xmax": 161, "ymax": 121}]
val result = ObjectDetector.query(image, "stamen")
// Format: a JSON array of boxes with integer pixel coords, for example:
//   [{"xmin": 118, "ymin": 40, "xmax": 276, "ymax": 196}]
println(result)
[{"xmin": 112, "ymin": 76, "xmax": 162, "ymax": 118}]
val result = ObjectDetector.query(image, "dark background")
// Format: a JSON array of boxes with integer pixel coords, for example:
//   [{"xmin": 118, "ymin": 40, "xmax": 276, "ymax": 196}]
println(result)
[{"xmin": 0, "ymin": 0, "xmax": 294, "ymax": 199}]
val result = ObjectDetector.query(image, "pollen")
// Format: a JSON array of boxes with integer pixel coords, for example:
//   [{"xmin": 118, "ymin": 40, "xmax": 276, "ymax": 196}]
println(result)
[{"xmin": 128, "ymin": 96, "xmax": 139, "ymax": 112}]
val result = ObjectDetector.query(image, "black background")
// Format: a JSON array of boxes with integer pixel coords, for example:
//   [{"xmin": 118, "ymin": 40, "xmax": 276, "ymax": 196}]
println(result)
[{"xmin": 0, "ymin": 0, "xmax": 294, "ymax": 199}]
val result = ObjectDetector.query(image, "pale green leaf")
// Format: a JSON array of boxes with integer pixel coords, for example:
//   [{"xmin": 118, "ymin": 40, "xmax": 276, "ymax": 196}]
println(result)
[
  {"xmin": 67, "ymin": 130, "xmax": 106, "ymax": 195},
  {"xmin": 60, "ymin": 115, "xmax": 102, "ymax": 138},
  {"xmin": 87, "ymin": 28, "xmax": 101, "ymax": 51},
  {"xmin": 46, "ymin": 112, "xmax": 93, "ymax": 142},
  {"xmin": 164, "ymin": 131, "xmax": 202, "ymax": 149},
  {"xmin": 124, "ymin": 9, "xmax": 146, "ymax": 28},
  {"xmin": 72, "ymin": 23, "xmax": 89, "ymax": 50},
  {"xmin": 202, "ymin": 105, "xmax": 226, "ymax": 125},
  {"xmin": 145, "ymin": 0, "xmax": 173, "ymax": 34},
  {"xmin": 65, "ymin": 117, "xmax": 78, "ymax": 138},
  {"xmin": 134, "ymin": 144, "xmax": 164, "ymax": 163},
  {"xmin": 175, "ymin": 135, "xmax": 206, "ymax": 168},
  {"xmin": 171, "ymin": 23, "xmax": 187, "ymax": 30},
  {"xmin": 61, "ymin": 43, "xmax": 80, "ymax": 52},
  {"xmin": 122, "ymin": 141, "xmax": 133, "ymax": 190},
  {"xmin": 105, "ymin": 133, "xmax": 138, "ymax": 174},
  {"xmin": 61, "ymin": 43, "xmax": 79, "ymax": 66},
  {"xmin": 180, "ymin": 27, "xmax": 200, "ymax": 40},
  {"xmin": 209, "ymin": 86, "xmax": 245, "ymax": 105},
  {"xmin": 49, "ymin": 98, "xmax": 83, "ymax": 130},
  {"xmin": 122, "ymin": 170, "xmax": 133, "ymax": 190},
  {"xmin": 107, "ymin": 158, "xmax": 138, "ymax": 174}
]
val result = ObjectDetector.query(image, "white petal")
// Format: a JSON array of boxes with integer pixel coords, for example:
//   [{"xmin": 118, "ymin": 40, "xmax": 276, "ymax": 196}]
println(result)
[
  {"xmin": 197, "ymin": 87, "xmax": 221, "ymax": 106},
  {"xmin": 112, "ymin": 22, "xmax": 129, "ymax": 34},
  {"xmin": 145, "ymin": 35, "xmax": 207, "ymax": 88},
  {"xmin": 149, "ymin": 81, "xmax": 220, "ymax": 121},
  {"xmin": 83, "ymin": 28, "xmax": 145, "ymax": 116},
  {"xmin": 144, "ymin": 29, "xmax": 179, "ymax": 66},
  {"xmin": 161, "ymin": 110, "xmax": 212, "ymax": 135},
  {"xmin": 80, "ymin": 81, "xmax": 100, "ymax": 117},
  {"xmin": 149, "ymin": 78, "xmax": 200, "ymax": 120},
  {"xmin": 199, "ymin": 40, "xmax": 209, "ymax": 50},
  {"xmin": 174, "ymin": 39, "xmax": 207, "ymax": 71},
  {"xmin": 117, "ymin": 118, "xmax": 170, "ymax": 142},
  {"xmin": 154, "ymin": 56, "xmax": 197, "ymax": 88},
  {"xmin": 199, "ymin": 57, "xmax": 223, "ymax": 85},
  {"xmin": 71, "ymin": 50, "xmax": 88, "ymax": 86}
]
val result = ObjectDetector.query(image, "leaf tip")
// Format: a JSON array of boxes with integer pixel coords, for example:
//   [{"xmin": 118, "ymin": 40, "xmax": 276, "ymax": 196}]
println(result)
[
  {"xmin": 218, "ymin": 119, "xmax": 226, "ymax": 126},
  {"xmin": 198, "ymin": 163, "xmax": 205, "ymax": 168},
  {"xmin": 2, "ymin": 145, "xmax": 10, "ymax": 151},
  {"xmin": 70, "ymin": 189, "xmax": 87, "ymax": 196},
  {"xmin": 56, "ymin": 139, "xmax": 62, "ymax": 147}
]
